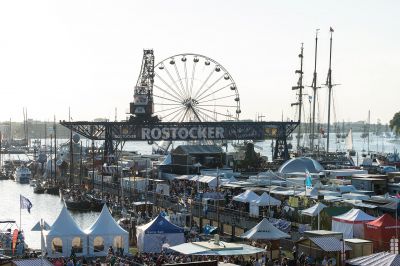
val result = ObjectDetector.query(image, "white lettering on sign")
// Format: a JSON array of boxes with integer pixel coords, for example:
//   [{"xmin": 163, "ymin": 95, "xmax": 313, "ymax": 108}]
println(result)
[{"xmin": 141, "ymin": 127, "xmax": 225, "ymax": 140}]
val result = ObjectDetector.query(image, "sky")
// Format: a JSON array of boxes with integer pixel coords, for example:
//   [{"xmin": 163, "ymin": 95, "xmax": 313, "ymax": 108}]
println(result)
[{"xmin": 0, "ymin": 0, "xmax": 399, "ymax": 124}]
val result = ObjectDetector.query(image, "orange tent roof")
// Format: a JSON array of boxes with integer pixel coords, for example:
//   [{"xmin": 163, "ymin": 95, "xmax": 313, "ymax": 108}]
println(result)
[{"xmin": 366, "ymin": 213, "xmax": 398, "ymax": 228}]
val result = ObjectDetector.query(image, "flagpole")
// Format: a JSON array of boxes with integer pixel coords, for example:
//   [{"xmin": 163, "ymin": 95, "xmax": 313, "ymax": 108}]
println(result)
[
  {"xmin": 19, "ymin": 195, "xmax": 22, "ymax": 230},
  {"xmin": 41, "ymin": 219, "xmax": 44, "ymax": 266}
]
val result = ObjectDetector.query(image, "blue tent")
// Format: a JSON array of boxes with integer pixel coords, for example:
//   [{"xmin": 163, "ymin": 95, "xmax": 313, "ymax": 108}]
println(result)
[
  {"xmin": 136, "ymin": 214, "xmax": 185, "ymax": 253},
  {"xmin": 142, "ymin": 214, "xmax": 184, "ymax": 234}
]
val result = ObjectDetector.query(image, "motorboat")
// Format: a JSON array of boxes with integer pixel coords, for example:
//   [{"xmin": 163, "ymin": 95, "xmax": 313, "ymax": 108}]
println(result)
[
  {"xmin": 29, "ymin": 179, "xmax": 37, "ymax": 187},
  {"xmin": 45, "ymin": 185, "xmax": 60, "ymax": 195},
  {"xmin": 14, "ymin": 166, "xmax": 31, "ymax": 184},
  {"xmin": 33, "ymin": 183, "xmax": 45, "ymax": 194},
  {"xmin": 0, "ymin": 169, "xmax": 8, "ymax": 180}
]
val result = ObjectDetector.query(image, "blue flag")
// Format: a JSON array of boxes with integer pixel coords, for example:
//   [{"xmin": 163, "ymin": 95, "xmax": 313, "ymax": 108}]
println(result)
[{"xmin": 20, "ymin": 195, "xmax": 32, "ymax": 213}]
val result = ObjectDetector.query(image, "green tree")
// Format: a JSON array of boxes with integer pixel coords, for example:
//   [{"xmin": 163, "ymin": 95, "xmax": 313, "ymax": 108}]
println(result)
[{"xmin": 390, "ymin": 111, "xmax": 400, "ymax": 136}]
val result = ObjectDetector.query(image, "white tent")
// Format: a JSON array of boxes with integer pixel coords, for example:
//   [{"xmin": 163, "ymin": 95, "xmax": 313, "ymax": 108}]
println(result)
[
  {"xmin": 241, "ymin": 218, "xmax": 290, "ymax": 240},
  {"xmin": 249, "ymin": 192, "xmax": 281, "ymax": 217},
  {"xmin": 301, "ymin": 203, "xmax": 327, "ymax": 217},
  {"xmin": 136, "ymin": 214, "xmax": 185, "ymax": 253},
  {"xmin": 45, "ymin": 206, "xmax": 87, "ymax": 258},
  {"xmin": 233, "ymin": 190, "xmax": 259, "ymax": 203},
  {"xmin": 198, "ymin": 175, "xmax": 217, "ymax": 188},
  {"xmin": 331, "ymin": 208, "xmax": 375, "ymax": 239},
  {"xmin": 85, "ymin": 205, "xmax": 129, "ymax": 256},
  {"xmin": 190, "ymin": 175, "xmax": 200, "ymax": 182},
  {"xmin": 301, "ymin": 202, "xmax": 327, "ymax": 230},
  {"xmin": 254, "ymin": 192, "xmax": 281, "ymax": 206}
]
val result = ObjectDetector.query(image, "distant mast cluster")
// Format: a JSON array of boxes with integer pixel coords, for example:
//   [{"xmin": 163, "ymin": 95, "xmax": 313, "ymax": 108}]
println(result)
[{"xmin": 293, "ymin": 27, "xmax": 338, "ymax": 153}]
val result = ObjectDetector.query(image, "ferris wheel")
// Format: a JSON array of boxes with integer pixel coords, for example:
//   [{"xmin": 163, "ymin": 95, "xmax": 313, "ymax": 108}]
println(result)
[{"xmin": 152, "ymin": 53, "xmax": 241, "ymax": 122}]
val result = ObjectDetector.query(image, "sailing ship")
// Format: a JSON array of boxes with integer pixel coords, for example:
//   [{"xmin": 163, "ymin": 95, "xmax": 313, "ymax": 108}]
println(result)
[{"xmin": 345, "ymin": 129, "xmax": 356, "ymax": 156}]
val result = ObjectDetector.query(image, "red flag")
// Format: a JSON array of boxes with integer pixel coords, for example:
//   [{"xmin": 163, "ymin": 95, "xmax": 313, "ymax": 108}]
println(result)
[{"xmin": 12, "ymin": 229, "xmax": 18, "ymax": 255}]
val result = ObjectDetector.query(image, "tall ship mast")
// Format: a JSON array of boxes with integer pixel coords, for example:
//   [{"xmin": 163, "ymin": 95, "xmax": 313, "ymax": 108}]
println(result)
[
  {"xmin": 325, "ymin": 27, "xmax": 338, "ymax": 152},
  {"xmin": 291, "ymin": 43, "xmax": 304, "ymax": 151},
  {"xmin": 310, "ymin": 29, "xmax": 320, "ymax": 151}
]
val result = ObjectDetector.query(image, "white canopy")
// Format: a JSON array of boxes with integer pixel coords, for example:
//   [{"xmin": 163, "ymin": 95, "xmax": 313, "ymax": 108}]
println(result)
[
  {"xmin": 45, "ymin": 206, "xmax": 87, "ymax": 258},
  {"xmin": 301, "ymin": 203, "xmax": 327, "ymax": 217},
  {"xmin": 85, "ymin": 205, "xmax": 129, "ymax": 256},
  {"xmin": 241, "ymin": 218, "xmax": 290, "ymax": 240},
  {"xmin": 198, "ymin": 175, "xmax": 217, "ymax": 188},
  {"xmin": 253, "ymin": 192, "xmax": 281, "ymax": 206},
  {"xmin": 190, "ymin": 175, "xmax": 200, "ymax": 181},
  {"xmin": 233, "ymin": 190, "xmax": 259, "ymax": 203},
  {"xmin": 332, "ymin": 208, "xmax": 375, "ymax": 239}
]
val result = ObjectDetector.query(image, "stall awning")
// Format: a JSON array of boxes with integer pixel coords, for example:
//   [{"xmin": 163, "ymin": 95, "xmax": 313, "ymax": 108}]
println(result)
[
  {"xmin": 346, "ymin": 251, "xmax": 400, "ymax": 266},
  {"xmin": 169, "ymin": 241, "xmax": 265, "ymax": 256},
  {"xmin": 308, "ymin": 237, "xmax": 351, "ymax": 252}
]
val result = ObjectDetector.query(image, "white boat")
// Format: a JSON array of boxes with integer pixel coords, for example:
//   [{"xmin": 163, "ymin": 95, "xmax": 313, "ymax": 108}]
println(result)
[{"xmin": 14, "ymin": 166, "xmax": 31, "ymax": 184}]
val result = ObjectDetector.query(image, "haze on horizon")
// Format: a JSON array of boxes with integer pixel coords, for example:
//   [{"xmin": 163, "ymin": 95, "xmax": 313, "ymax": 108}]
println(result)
[{"xmin": 0, "ymin": 0, "xmax": 398, "ymax": 125}]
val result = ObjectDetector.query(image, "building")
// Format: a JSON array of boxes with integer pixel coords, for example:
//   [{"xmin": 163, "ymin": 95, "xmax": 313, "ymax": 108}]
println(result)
[
  {"xmin": 169, "ymin": 145, "xmax": 225, "ymax": 175},
  {"xmin": 351, "ymin": 177, "xmax": 387, "ymax": 194}
]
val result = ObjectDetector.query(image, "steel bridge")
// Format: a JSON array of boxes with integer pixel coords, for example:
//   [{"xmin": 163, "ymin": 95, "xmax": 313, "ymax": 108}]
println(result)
[{"xmin": 60, "ymin": 120, "xmax": 298, "ymax": 160}]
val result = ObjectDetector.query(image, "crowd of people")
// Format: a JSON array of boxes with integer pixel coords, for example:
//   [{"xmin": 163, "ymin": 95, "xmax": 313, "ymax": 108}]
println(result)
[{"xmin": 0, "ymin": 229, "xmax": 26, "ymax": 256}]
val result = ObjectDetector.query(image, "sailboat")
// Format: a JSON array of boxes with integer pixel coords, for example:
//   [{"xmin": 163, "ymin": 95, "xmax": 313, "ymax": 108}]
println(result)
[{"xmin": 345, "ymin": 129, "xmax": 356, "ymax": 156}]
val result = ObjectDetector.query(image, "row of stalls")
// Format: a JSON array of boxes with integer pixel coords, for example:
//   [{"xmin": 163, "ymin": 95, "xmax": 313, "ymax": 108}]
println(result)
[
  {"xmin": 296, "ymin": 205, "xmax": 400, "ymax": 263},
  {"xmin": 44, "ymin": 205, "xmax": 129, "ymax": 258},
  {"xmin": 45, "ymin": 206, "xmax": 187, "ymax": 257}
]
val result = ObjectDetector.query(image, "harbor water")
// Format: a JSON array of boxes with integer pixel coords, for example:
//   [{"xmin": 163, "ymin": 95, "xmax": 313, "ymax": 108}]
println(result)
[{"xmin": 0, "ymin": 180, "xmax": 97, "ymax": 249}]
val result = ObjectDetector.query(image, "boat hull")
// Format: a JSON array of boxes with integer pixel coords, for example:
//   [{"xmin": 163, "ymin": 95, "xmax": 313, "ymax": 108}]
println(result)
[{"xmin": 64, "ymin": 199, "xmax": 92, "ymax": 212}]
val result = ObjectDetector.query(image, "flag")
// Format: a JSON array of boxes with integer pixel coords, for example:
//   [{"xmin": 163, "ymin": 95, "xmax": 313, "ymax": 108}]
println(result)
[
  {"xmin": 305, "ymin": 170, "xmax": 313, "ymax": 189},
  {"xmin": 20, "ymin": 194, "xmax": 32, "ymax": 213}
]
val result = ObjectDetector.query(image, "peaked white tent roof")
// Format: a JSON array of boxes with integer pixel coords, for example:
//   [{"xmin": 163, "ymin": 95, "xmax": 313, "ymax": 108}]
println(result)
[
  {"xmin": 233, "ymin": 190, "xmax": 259, "ymax": 203},
  {"xmin": 301, "ymin": 203, "xmax": 327, "ymax": 217},
  {"xmin": 253, "ymin": 192, "xmax": 281, "ymax": 206},
  {"xmin": 332, "ymin": 208, "xmax": 375, "ymax": 223},
  {"xmin": 241, "ymin": 218, "xmax": 290, "ymax": 240},
  {"xmin": 47, "ymin": 206, "xmax": 86, "ymax": 236},
  {"xmin": 85, "ymin": 205, "xmax": 128, "ymax": 235},
  {"xmin": 332, "ymin": 208, "xmax": 375, "ymax": 239},
  {"xmin": 31, "ymin": 220, "xmax": 51, "ymax": 231}
]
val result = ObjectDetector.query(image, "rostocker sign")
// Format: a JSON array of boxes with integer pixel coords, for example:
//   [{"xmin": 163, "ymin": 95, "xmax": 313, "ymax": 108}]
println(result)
[
  {"xmin": 112, "ymin": 123, "xmax": 268, "ymax": 140},
  {"xmin": 141, "ymin": 126, "xmax": 225, "ymax": 140}
]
